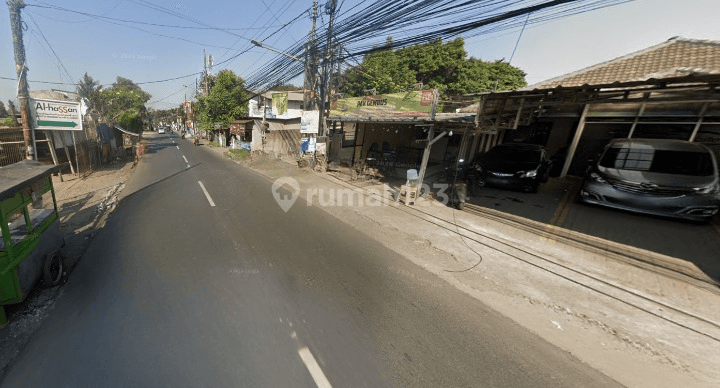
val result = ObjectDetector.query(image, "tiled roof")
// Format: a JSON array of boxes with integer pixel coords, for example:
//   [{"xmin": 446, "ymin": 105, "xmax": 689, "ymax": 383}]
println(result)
[{"xmin": 522, "ymin": 37, "xmax": 720, "ymax": 90}]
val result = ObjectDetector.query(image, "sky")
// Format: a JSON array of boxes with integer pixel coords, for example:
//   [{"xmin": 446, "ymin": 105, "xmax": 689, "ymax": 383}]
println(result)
[{"xmin": 1, "ymin": 0, "xmax": 719, "ymax": 111}]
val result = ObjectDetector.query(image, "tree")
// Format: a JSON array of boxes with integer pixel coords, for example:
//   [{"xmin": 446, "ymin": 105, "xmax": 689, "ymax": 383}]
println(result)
[
  {"xmin": 76, "ymin": 73, "xmax": 102, "ymax": 111},
  {"xmin": 95, "ymin": 76, "xmax": 151, "ymax": 131},
  {"xmin": 272, "ymin": 83, "xmax": 303, "ymax": 91},
  {"xmin": 340, "ymin": 38, "xmax": 527, "ymax": 106},
  {"xmin": 342, "ymin": 48, "xmax": 416, "ymax": 96},
  {"xmin": 195, "ymin": 69, "xmax": 248, "ymax": 130},
  {"xmin": 7, "ymin": 100, "xmax": 16, "ymax": 116},
  {"xmin": 0, "ymin": 101, "xmax": 7, "ymax": 118}
]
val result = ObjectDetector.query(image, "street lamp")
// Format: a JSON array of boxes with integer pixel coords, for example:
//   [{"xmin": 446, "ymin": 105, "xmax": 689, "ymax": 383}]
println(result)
[{"xmin": 251, "ymin": 40, "xmax": 305, "ymax": 64}]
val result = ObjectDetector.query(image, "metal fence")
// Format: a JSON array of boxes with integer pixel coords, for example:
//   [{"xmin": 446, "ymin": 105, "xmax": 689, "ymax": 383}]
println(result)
[
  {"xmin": 0, "ymin": 126, "xmax": 99, "ymax": 174},
  {"xmin": 0, "ymin": 127, "xmax": 26, "ymax": 166}
]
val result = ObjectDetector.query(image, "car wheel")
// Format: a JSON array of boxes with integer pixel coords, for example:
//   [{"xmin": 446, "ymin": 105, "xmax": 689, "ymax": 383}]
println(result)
[{"xmin": 43, "ymin": 251, "xmax": 63, "ymax": 287}]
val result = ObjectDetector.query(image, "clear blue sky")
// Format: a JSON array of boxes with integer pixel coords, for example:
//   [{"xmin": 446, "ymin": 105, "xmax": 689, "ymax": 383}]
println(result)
[{"xmin": 1, "ymin": 0, "xmax": 718, "ymax": 111}]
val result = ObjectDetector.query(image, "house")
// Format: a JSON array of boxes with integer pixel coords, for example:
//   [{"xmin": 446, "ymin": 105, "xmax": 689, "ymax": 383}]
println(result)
[{"xmin": 458, "ymin": 37, "xmax": 720, "ymax": 177}]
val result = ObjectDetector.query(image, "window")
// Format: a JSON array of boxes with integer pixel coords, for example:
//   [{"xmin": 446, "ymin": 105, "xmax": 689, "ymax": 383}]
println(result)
[
  {"xmin": 29, "ymin": 190, "xmax": 55, "ymax": 229},
  {"xmin": 343, "ymin": 124, "xmax": 356, "ymax": 148},
  {"xmin": 5, "ymin": 209, "xmax": 29, "ymax": 248},
  {"xmin": 600, "ymin": 147, "xmax": 715, "ymax": 176}
]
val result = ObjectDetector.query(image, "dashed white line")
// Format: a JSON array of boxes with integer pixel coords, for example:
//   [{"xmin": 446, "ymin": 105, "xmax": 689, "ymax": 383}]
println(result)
[
  {"xmin": 176, "ymin": 145, "xmax": 179, "ymax": 149},
  {"xmin": 197, "ymin": 181, "xmax": 215, "ymax": 207},
  {"xmin": 298, "ymin": 347, "xmax": 332, "ymax": 388},
  {"xmin": 182, "ymin": 155, "xmax": 188, "ymax": 163}
]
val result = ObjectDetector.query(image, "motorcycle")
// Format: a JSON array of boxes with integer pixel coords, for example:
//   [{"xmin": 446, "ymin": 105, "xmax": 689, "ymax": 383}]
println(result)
[
  {"xmin": 445, "ymin": 159, "xmax": 469, "ymax": 210},
  {"xmin": 194, "ymin": 136, "xmax": 199, "ymax": 146},
  {"xmin": 466, "ymin": 161, "xmax": 485, "ymax": 197}
]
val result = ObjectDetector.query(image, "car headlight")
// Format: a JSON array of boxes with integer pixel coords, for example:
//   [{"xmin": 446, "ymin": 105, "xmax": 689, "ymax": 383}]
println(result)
[
  {"xmin": 518, "ymin": 170, "xmax": 537, "ymax": 178},
  {"xmin": 694, "ymin": 184, "xmax": 719, "ymax": 195},
  {"xmin": 589, "ymin": 172, "xmax": 607, "ymax": 184}
]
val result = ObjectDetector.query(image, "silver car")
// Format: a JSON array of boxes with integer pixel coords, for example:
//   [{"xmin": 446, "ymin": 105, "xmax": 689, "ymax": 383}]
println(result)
[{"xmin": 580, "ymin": 139, "xmax": 720, "ymax": 222}]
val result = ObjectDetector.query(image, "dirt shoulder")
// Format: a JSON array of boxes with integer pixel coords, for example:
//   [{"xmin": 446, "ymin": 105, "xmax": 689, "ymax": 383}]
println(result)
[{"xmin": 0, "ymin": 159, "xmax": 136, "ymax": 379}]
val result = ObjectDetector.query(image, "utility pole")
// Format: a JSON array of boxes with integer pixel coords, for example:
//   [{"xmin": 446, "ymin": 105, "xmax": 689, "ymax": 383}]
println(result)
[
  {"xmin": 203, "ymin": 49, "xmax": 209, "ymax": 96},
  {"xmin": 7, "ymin": 0, "xmax": 35, "ymax": 160},
  {"xmin": 303, "ymin": 1, "xmax": 318, "ymax": 110},
  {"xmin": 318, "ymin": 1, "xmax": 336, "ymax": 137}
]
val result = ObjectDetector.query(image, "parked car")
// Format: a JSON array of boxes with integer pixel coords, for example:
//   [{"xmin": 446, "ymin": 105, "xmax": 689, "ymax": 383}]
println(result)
[
  {"xmin": 158, "ymin": 127, "xmax": 166, "ymax": 134},
  {"xmin": 473, "ymin": 143, "xmax": 551, "ymax": 193},
  {"xmin": 580, "ymin": 138, "xmax": 720, "ymax": 222}
]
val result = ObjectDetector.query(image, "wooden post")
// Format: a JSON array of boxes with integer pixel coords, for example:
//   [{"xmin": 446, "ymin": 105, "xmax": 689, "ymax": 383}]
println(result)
[
  {"xmin": 627, "ymin": 103, "xmax": 646, "ymax": 138},
  {"xmin": 689, "ymin": 102, "xmax": 709, "ymax": 142},
  {"xmin": 44, "ymin": 131, "xmax": 59, "ymax": 165},
  {"xmin": 71, "ymin": 131, "xmax": 81, "ymax": 175},
  {"xmin": 512, "ymin": 98, "xmax": 525, "ymax": 130},
  {"xmin": 560, "ymin": 104, "xmax": 590, "ymax": 178},
  {"xmin": 57, "ymin": 132, "xmax": 76, "ymax": 175}
]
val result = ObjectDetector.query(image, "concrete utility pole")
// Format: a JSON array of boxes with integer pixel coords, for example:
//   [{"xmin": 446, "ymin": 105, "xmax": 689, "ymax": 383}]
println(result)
[
  {"xmin": 318, "ymin": 1, "xmax": 336, "ymax": 137},
  {"xmin": 7, "ymin": 0, "xmax": 35, "ymax": 160},
  {"xmin": 303, "ymin": 1, "xmax": 318, "ymax": 110},
  {"xmin": 203, "ymin": 49, "xmax": 209, "ymax": 96}
]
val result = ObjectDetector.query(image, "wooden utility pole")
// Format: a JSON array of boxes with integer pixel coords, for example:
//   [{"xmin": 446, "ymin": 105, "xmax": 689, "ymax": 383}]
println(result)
[{"xmin": 7, "ymin": 0, "xmax": 35, "ymax": 160}]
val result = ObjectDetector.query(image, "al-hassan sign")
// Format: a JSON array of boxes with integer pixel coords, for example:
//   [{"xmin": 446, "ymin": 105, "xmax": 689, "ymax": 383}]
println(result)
[
  {"xmin": 329, "ymin": 90, "xmax": 436, "ymax": 118},
  {"xmin": 29, "ymin": 98, "xmax": 83, "ymax": 131}
]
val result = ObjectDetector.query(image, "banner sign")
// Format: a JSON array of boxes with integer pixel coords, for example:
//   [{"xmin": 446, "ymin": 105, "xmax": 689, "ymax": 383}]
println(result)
[
  {"xmin": 329, "ymin": 90, "xmax": 435, "ymax": 118},
  {"xmin": 29, "ymin": 98, "xmax": 83, "ymax": 131},
  {"xmin": 300, "ymin": 110, "xmax": 319, "ymax": 134},
  {"xmin": 301, "ymin": 137, "xmax": 316, "ymax": 153},
  {"xmin": 272, "ymin": 92, "xmax": 288, "ymax": 116}
]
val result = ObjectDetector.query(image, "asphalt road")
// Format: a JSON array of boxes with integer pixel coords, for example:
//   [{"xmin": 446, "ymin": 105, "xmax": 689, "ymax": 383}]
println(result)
[{"xmin": 0, "ymin": 132, "xmax": 622, "ymax": 387}]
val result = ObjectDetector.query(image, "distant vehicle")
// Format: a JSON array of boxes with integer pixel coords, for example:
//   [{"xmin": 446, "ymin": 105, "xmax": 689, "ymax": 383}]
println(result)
[
  {"xmin": 580, "ymin": 138, "xmax": 720, "ymax": 222},
  {"xmin": 158, "ymin": 127, "xmax": 166, "ymax": 134},
  {"xmin": 473, "ymin": 143, "xmax": 551, "ymax": 193}
]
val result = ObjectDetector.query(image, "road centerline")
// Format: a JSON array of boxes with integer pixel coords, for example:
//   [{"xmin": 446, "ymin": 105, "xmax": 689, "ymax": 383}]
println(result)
[
  {"xmin": 298, "ymin": 347, "xmax": 332, "ymax": 388},
  {"xmin": 198, "ymin": 181, "xmax": 216, "ymax": 207},
  {"xmin": 182, "ymin": 155, "xmax": 189, "ymax": 163}
]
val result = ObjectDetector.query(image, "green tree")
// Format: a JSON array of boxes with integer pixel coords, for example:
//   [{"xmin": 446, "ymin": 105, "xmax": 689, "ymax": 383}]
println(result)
[
  {"xmin": 7, "ymin": 100, "xmax": 16, "ymax": 116},
  {"xmin": 340, "ymin": 38, "xmax": 527, "ymax": 106},
  {"xmin": 273, "ymin": 83, "xmax": 303, "ymax": 91},
  {"xmin": 195, "ymin": 69, "xmax": 248, "ymax": 130},
  {"xmin": 76, "ymin": 73, "xmax": 102, "ymax": 111},
  {"xmin": 342, "ymin": 48, "xmax": 416, "ymax": 96},
  {"xmin": 96, "ymin": 76, "xmax": 151, "ymax": 131},
  {"xmin": 396, "ymin": 38, "xmax": 466, "ymax": 95}
]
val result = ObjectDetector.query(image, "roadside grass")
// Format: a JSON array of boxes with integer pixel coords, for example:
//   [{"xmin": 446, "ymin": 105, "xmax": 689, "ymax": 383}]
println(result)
[{"xmin": 225, "ymin": 148, "xmax": 251, "ymax": 162}]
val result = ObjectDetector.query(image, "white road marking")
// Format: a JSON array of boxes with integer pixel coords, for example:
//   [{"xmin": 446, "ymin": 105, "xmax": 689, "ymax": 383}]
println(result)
[
  {"xmin": 197, "ymin": 181, "xmax": 215, "ymax": 207},
  {"xmin": 298, "ymin": 347, "xmax": 332, "ymax": 388},
  {"xmin": 173, "ymin": 140, "xmax": 176, "ymax": 143},
  {"xmin": 186, "ymin": 164, "xmax": 190, "ymax": 169},
  {"xmin": 182, "ymin": 155, "xmax": 189, "ymax": 163},
  {"xmin": 176, "ymin": 145, "xmax": 179, "ymax": 149}
]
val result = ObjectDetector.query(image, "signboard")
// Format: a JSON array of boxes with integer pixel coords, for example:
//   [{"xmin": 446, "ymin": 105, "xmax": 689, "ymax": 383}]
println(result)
[
  {"xmin": 272, "ymin": 92, "xmax": 288, "ymax": 116},
  {"xmin": 300, "ymin": 110, "xmax": 319, "ymax": 134},
  {"xmin": 29, "ymin": 98, "xmax": 82, "ymax": 131},
  {"xmin": 329, "ymin": 90, "xmax": 435, "ymax": 118},
  {"xmin": 301, "ymin": 137, "xmax": 316, "ymax": 153}
]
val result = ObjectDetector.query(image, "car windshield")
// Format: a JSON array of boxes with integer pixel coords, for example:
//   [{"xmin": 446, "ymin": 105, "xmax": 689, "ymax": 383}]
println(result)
[
  {"xmin": 599, "ymin": 147, "xmax": 715, "ymax": 176},
  {"xmin": 486, "ymin": 147, "xmax": 541, "ymax": 163}
]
